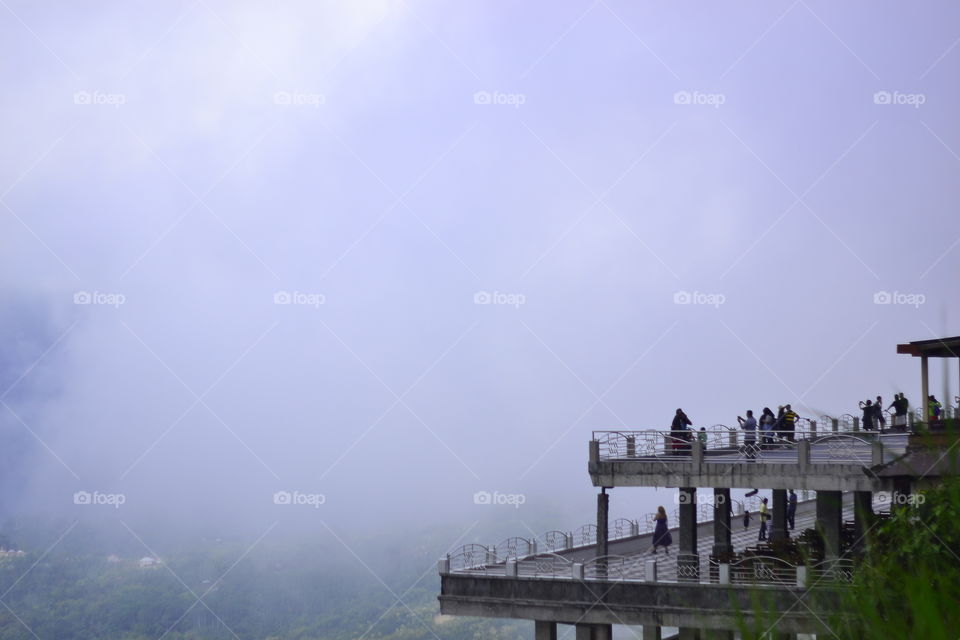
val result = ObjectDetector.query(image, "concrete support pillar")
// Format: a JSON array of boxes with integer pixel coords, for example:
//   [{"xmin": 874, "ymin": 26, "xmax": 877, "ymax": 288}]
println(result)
[
  {"xmin": 893, "ymin": 477, "xmax": 912, "ymax": 512},
  {"xmin": 798, "ymin": 440, "xmax": 810, "ymax": 469},
  {"xmin": 816, "ymin": 490, "xmax": 843, "ymax": 558},
  {"xmin": 678, "ymin": 487, "xmax": 699, "ymax": 581},
  {"xmin": 596, "ymin": 489, "xmax": 609, "ymax": 578},
  {"xmin": 642, "ymin": 624, "xmax": 662, "ymax": 640},
  {"xmin": 678, "ymin": 629, "xmax": 700, "ymax": 640},
  {"xmin": 535, "ymin": 620, "xmax": 557, "ymax": 640},
  {"xmin": 712, "ymin": 488, "xmax": 732, "ymax": 556},
  {"xmin": 922, "ymin": 355, "xmax": 930, "ymax": 423},
  {"xmin": 576, "ymin": 623, "xmax": 612, "ymax": 640},
  {"xmin": 853, "ymin": 491, "xmax": 874, "ymax": 553},
  {"xmin": 771, "ymin": 489, "xmax": 788, "ymax": 542}
]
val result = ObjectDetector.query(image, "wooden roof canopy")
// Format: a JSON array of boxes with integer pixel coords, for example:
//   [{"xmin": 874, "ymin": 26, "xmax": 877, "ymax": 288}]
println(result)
[{"xmin": 896, "ymin": 336, "xmax": 960, "ymax": 358}]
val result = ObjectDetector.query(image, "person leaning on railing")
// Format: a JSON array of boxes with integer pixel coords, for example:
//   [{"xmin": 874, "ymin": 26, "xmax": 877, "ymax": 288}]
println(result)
[{"xmin": 671, "ymin": 408, "xmax": 693, "ymax": 454}]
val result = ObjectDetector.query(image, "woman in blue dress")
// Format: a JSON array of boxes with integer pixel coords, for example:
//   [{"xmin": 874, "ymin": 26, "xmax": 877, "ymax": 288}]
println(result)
[{"xmin": 650, "ymin": 506, "xmax": 672, "ymax": 554}]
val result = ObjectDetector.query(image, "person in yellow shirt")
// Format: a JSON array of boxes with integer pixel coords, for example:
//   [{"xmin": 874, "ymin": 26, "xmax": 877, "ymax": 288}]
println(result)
[{"xmin": 758, "ymin": 497, "xmax": 769, "ymax": 541}]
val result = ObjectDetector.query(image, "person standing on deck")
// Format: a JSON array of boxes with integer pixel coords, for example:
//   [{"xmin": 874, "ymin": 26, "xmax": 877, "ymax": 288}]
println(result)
[
  {"xmin": 738, "ymin": 410, "xmax": 757, "ymax": 460},
  {"xmin": 929, "ymin": 395, "xmax": 942, "ymax": 422},
  {"xmin": 671, "ymin": 408, "xmax": 693, "ymax": 454},
  {"xmin": 860, "ymin": 399, "xmax": 875, "ymax": 431},
  {"xmin": 758, "ymin": 497, "xmax": 769, "ymax": 541},
  {"xmin": 759, "ymin": 407, "xmax": 776, "ymax": 449},
  {"xmin": 787, "ymin": 489, "xmax": 798, "ymax": 531},
  {"xmin": 650, "ymin": 506, "xmax": 672, "ymax": 555},
  {"xmin": 783, "ymin": 405, "xmax": 799, "ymax": 441},
  {"xmin": 874, "ymin": 396, "xmax": 886, "ymax": 430}
]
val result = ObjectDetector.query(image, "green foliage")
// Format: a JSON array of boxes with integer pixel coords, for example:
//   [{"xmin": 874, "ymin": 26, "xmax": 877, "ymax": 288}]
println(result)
[{"xmin": 831, "ymin": 476, "xmax": 960, "ymax": 640}]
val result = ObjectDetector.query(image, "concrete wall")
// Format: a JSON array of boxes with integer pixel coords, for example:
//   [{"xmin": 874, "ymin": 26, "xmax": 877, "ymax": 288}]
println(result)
[{"xmin": 440, "ymin": 574, "xmax": 840, "ymax": 634}]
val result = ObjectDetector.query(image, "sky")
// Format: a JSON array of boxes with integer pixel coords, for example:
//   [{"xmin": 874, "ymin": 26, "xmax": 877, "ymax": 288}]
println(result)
[{"xmin": 1, "ymin": 0, "xmax": 959, "ymax": 550}]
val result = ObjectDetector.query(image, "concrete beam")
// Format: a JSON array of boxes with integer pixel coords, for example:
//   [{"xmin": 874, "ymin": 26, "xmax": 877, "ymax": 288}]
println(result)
[{"xmin": 589, "ymin": 461, "xmax": 884, "ymax": 492}]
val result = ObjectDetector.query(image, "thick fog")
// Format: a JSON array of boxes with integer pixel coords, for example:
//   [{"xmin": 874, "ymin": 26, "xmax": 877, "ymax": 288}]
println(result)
[{"xmin": 2, "ymin": 0, "xmax": 959, "ymax": 550}]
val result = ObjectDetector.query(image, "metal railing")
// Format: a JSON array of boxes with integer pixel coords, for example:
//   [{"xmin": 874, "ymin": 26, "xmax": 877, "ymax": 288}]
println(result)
[
  {"xmin": 448, "ymin": 544, "xmax": 495, "ymax": 571},
  {"xmin": 592, "ymin": 425, "xmax": 909, "ymax": 465},
  {"xmin": 729, "ymin": 555, "xmax": 797, "ymax": 586},
  {"xmin": 444, "ymin": 551, "xmax": 858, "ymax": 587},
  {"xmin": 538, "ymin": 530, "xmax": 571, "ymax": 553},
  {"xmin": 494, "ymin": 536, "xmax": 533, "ymax": 561}
]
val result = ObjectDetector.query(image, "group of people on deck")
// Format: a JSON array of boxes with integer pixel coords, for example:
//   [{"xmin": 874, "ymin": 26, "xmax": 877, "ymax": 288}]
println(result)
[{"xmin": 669, "ymin": 405, "xmax": 800, "ymax": 457}]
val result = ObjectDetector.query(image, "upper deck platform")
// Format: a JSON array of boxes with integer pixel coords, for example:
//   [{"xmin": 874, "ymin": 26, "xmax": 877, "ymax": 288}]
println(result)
[{"xmin": 588, "ymin": 427, "xmax": 910, "ymax": 491}]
